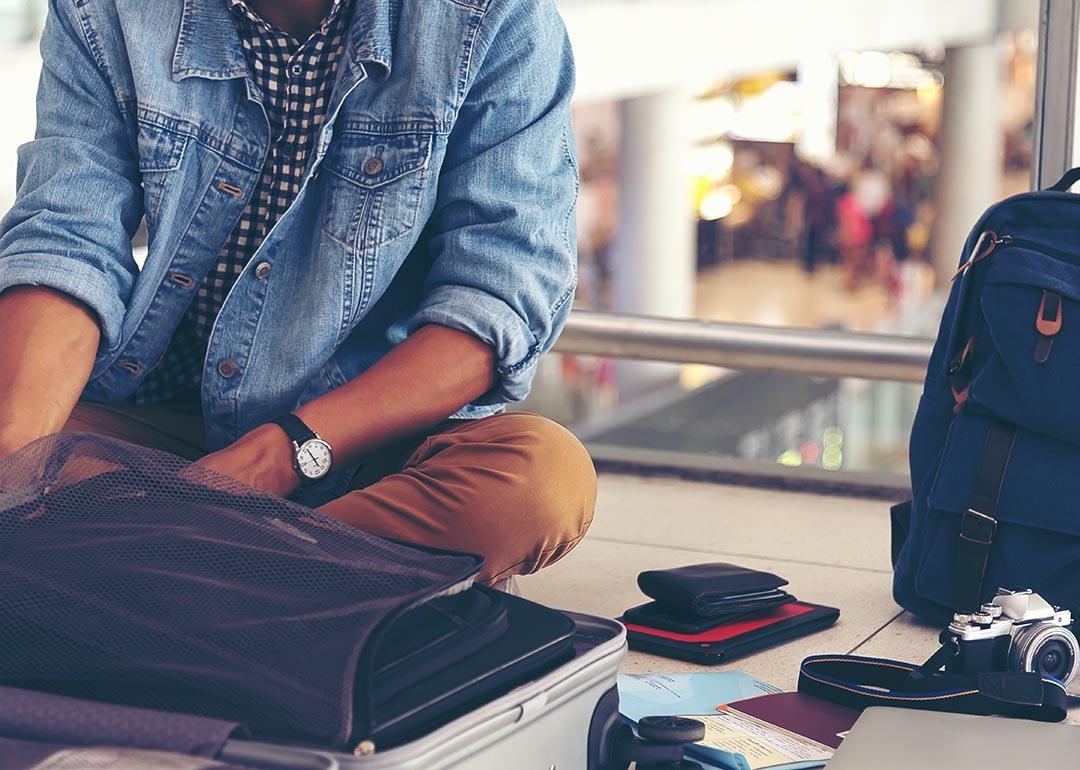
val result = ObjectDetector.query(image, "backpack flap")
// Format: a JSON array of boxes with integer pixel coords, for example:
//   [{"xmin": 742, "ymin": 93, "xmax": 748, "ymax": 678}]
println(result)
[
  {"xmin": 968, "ymin": 248, "xmax": 1080, "ymax": 443},
  {"xmin": 914, "ymin": 414, "xmax": 1080, "ymax": 616}
]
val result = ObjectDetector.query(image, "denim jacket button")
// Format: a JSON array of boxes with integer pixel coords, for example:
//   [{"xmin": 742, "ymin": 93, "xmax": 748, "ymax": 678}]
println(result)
[
  {"xmin": 363, "ymin": 156, "xmax": 384, "ymax": 176},
  {"xmin": 254, "ymin": 261, "xmax": 272, "ymax": 280},
  {"xmin": 217, "ymin": 358, "xmax": 239, "ymax": 379}
]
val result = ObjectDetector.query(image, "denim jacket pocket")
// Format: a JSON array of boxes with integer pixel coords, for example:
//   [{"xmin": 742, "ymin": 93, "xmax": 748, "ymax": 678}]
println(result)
[
  {"xmin": 136, "ymin": 119, "xmax": 189, "ymax": 232},
  {"xmin": 321, "ymin": 129, "xmax": 434, "ymax": 252}
]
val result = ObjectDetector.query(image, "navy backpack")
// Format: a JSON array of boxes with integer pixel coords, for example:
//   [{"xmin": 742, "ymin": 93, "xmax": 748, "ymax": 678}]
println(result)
[{"xmin": 893, "ymin": 167, "xmax": 1080, "ymax": 625}]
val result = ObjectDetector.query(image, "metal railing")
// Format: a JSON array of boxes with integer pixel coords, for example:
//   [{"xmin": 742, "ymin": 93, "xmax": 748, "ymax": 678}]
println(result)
[
  {"xmin": 1033, "ymin": 0, "xmax": 1080, "ymax": 189},
  {"xmin": 553, "ymin": 310, "xmax": 935, "ymax": 383}
]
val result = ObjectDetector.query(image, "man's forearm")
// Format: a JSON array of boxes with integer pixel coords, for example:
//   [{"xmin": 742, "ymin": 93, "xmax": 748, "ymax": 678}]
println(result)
[
  {"xmin": 296, "ymin": 324, "xmax": 497, "ymax": 463},
  {"xmin": 199, "ymin": 324, "xmax": 497, "ymax": 494},
  {"xmin": 0, "ymin": 286, "xmax": 100, "ymax": 453}
]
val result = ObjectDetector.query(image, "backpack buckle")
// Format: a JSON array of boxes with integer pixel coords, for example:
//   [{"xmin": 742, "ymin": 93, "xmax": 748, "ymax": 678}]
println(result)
[
  {"xmin": 1034, "ymin": 291, "xmax": 1062, "ymax": 364},
  {"xmin": 1036, "ymin": 291, "xmax": 1062, "ymax": 336},
  {"xmin": 960, "ymin": 508, "xmax": 997, "ymax": 545}
]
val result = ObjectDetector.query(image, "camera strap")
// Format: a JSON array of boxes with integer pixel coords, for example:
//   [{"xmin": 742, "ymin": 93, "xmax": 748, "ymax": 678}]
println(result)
[{"xmin": 798, "ymin": 653, "xmax": 1068, "ymax": 722}]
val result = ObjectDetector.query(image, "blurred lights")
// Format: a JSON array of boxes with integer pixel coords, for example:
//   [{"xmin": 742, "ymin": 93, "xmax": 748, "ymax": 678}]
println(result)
[
  {"xmin": 822, "ymin": 427, "xmax": 843, "ymax": 470},
  {"xmin": 777, "ymin": 430, "xmax": 843, "ymax": 470},
  {"xmin": 691, "ymin": 142, "xmax": 735, "ymax": 181},
  {"xmin": 691, "ymin": 98, "xmax": 737, "ymax": 142},
  {"xmin": 727, "ymin": 80, "xmax": 800, "ymax": 143},
  {"xmin": 777, "ymin": 449, "xmax": 803, "ymax": 467},
  {"xmin": 699, "ymin": 186, "xmax": 739, "ymax": 221},
  {"xmin": 698, "ymin": 193, "xmax": 732, "ymax": 221},
  {"xmin": 840, "ymin": 51, "xmax": 891, "ymax": 88},
  {"xmin": 747, "ymin": 166, "xmax": 785, "ymax": 201},
  {"xmin": 823, "ymin": 426, "xmax": 843, "ymax": 448},
  {"xmin": 800, "ymin": 441, "xmax": 822, "ymax": 465},
  {"xmin": 720, "ymin": 183, "xmax": 742, "ymax": 206},
  {"xmin": 915, "ymin": 74, "xmax": 943, "ymax": 105},
  {"xmin": 679, "ymin": 364, "xmax": 724, "ymax": 390},
  {"xmin": 838, "ymin": 50, "xmax": 941, "ymax": 91}
]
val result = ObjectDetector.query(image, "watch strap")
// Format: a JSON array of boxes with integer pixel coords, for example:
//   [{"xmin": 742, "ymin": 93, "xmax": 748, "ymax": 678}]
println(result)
[{"xmin": 271, "ymin": 413, "xmax": 317, "ymax": 447}]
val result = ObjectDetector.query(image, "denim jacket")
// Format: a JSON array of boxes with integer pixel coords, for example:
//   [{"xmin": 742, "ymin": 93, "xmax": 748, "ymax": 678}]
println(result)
[{"xmin": 0, "ymin": 0, "xmax": 579, "ymax": 455}]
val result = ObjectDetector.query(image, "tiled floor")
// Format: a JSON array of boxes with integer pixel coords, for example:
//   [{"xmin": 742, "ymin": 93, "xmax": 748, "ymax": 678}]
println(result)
[{"xmin": 518, "ymin": 473, "xmax": 1080, "ymax": 724}]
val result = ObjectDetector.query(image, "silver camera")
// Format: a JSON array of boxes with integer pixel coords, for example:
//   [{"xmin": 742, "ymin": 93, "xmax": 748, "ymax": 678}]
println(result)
[{"xmin": 945, "ymin": 588, "xmax": 1080, "ymax": 687}]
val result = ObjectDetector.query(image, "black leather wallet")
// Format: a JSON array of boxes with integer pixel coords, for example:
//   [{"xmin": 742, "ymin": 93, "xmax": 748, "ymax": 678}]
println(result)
[
  {"xmin": 637, "ymin": 563, "xmax": 789, "ymax": 617},
  {"xmin": 622, "ymin": 592, "xmax": 793, "ymax": 634}
]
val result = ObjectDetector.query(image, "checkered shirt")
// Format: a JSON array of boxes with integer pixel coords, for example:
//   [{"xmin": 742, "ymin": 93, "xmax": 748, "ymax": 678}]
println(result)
[{"xmin": 131, "ymin": 0, "xmax": 350, "ymax": 404}]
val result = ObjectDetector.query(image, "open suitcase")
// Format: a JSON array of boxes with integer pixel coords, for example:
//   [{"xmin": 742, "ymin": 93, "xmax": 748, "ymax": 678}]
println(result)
[
  {"xmin": 0, "ymin": 612, "xmax": 627, "ymax": 770},
  {"xmin": 220, "ymin": 612, "xmax": 627, "ymax": 770},
  {"xmin": 0, "ymin": 434, "xmax": 637, "ymax": 769}
]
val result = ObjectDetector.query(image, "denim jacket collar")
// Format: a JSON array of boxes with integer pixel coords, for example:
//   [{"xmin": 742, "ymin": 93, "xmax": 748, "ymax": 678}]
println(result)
[
  {"xmin": 172, "ymin": 0, "xmax": 392, "ymax": 83},
  {"xmin": 346, "ymin": 0, "xmax": 393, "ymax": 76},
  {"xmin": 172, "ymin": 0, "xmax": 248, "ymax": 81}
]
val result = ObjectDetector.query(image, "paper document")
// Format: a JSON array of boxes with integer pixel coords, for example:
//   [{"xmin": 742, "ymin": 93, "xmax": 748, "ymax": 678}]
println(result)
[
  {"xmin": 617, "ymin": 671, "xmax": 780, "ymax": 723},
  {"xmin": 695, "ymin": 708, "xmax": 833, "ymax": 770}
]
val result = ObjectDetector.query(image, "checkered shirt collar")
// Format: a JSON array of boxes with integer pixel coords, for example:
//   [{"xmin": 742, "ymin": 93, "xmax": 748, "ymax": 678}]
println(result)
[{"xmin": 227, "ymin": 0, "xmax": 346, "ymax": 43}]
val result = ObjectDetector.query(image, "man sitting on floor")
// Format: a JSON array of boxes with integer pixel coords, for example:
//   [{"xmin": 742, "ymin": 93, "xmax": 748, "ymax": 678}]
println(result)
[{"xmin": 0, "ymin": 0, "xmax": 594, "ymax": 585}]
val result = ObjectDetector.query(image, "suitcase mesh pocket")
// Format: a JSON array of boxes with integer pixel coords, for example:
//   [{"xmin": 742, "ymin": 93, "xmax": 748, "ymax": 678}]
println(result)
[{"xmin": 0, "ymin": 433, "xmax": 481, "ymax": 748}]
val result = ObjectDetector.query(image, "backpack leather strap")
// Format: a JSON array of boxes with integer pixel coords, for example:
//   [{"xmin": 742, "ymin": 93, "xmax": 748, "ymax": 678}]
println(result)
[{"xmin": 952, "ymin": 421, "xmax": 1016, "ymax": 613}]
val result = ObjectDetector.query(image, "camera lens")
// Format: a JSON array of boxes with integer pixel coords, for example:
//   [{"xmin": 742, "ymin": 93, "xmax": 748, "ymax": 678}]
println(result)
[
  {"xmin": 1010, "ymin": 623, "xmax": 1080, "ymax": 686},
  {"xmin": 1035, "ymin": 641, "xmax": 1069, "ymax": 679}
]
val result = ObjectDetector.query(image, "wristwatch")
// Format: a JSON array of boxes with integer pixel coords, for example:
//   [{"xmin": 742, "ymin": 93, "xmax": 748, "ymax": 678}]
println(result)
[{"xmin": 271, "ymin": 413, "xmax": 334, "ymax": 483}]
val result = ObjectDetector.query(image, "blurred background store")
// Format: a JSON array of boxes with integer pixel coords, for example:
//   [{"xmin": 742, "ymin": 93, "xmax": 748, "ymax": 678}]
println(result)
[{"xmin": 0, "ymin": 0, "xmax": 1044, "ymax": 484}]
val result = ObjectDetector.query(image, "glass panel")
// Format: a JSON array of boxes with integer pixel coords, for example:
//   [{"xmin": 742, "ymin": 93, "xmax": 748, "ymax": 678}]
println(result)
[
  {"xmin": 523, "ymin": 0, "xmax": 1041, "ymax": 480},
  {"xmin": 0, "ymin": 0, "xmax": 44, "ymax": 47},
  {"xmin": 529, "ymin": 354, "xmax": 921, "ymax": 476},
  {"xmin": 0, "ymin": 1, "xmax": 47, "ymax": 216}
]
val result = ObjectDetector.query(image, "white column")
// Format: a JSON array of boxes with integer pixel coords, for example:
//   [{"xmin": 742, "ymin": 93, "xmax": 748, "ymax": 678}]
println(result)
[
  {"xmin": 611, "ymin": 89, "xmax": 695, "ymax": 397},
  {"xmin": 796, "ymin": 52, "xmax": 840, "ymax": 164},
  {"xmin": 930, "ymin": 42, "xmax": 1004, "ymax": 285}
]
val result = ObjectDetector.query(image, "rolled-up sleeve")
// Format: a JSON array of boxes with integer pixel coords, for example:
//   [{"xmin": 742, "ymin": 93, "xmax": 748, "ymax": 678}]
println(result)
[
  {"xmin": 0, "ymin": 0, "xmax": 141, "ymax": 353},
  {"xmin": 406, "ymin": 0, "xmax": 579, "ymax": 404}
]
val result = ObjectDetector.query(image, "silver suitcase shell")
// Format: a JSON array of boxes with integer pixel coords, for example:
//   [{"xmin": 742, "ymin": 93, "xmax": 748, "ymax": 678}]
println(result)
[{"xmin": 218, "ymin": 613, "xmax": 627, "ymax": 770}]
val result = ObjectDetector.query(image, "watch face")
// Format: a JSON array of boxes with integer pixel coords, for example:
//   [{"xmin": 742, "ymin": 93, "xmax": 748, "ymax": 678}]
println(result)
[{"xmin": 296, "ymin": 439, "xmax": 333, "ymax": 480}]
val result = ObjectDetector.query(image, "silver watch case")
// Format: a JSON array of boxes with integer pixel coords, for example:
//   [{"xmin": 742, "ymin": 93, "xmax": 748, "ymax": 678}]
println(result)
[{"xmin": 292, "ymin": 436, "xmax": 334, "ymax": 481}]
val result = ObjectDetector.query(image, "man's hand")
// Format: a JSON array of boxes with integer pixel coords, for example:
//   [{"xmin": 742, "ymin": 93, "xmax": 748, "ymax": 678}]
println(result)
[
  {"xmin": 196, "ymin": 324, "xmax": 495, "ymax": 498},
  {"xmin": 195, "ymin": 423, "xmax": 299, "ymax": 497}
]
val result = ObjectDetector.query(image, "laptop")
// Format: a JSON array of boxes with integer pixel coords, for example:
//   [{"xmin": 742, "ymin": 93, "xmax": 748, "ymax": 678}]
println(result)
[{"xmin": 828, "ymin": 707, "xmax": 1080, "ymax": 769}]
